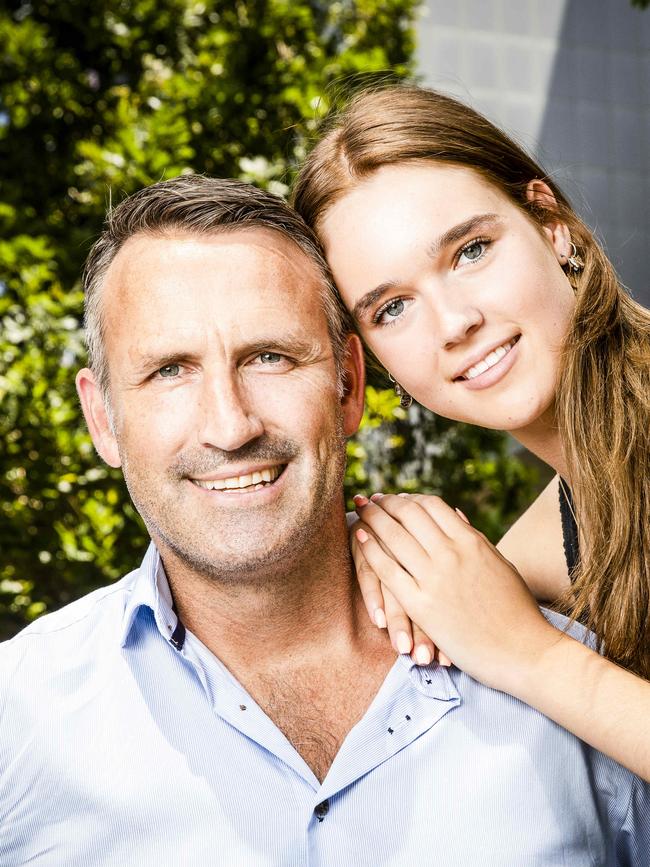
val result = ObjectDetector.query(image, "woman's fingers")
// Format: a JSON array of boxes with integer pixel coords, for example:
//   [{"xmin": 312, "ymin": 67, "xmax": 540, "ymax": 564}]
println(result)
[
  {"xmin": 354, "ymin": 497, "xmax": 441, "ymax": 580},
  {"xmin": 355, "ymin": 523, "xmax": 454, "ymax": 669},
  {"xmin": 411, "ymin": 622, "xmax": 436, "ymax": 666},
  {"xmin": 405, "ymin": 493, "xmax": 474, "ymax": 539},
  {"xmin": 352, "ymin": 536, "xmax": 388, "ymax": 628},
  {"xmin": 355, "ymin": 528, "xmax": 421, "ymax": 618},
  {"xmin": 383, "ymin": 585, "xmax": 415, "ymax": 655}
]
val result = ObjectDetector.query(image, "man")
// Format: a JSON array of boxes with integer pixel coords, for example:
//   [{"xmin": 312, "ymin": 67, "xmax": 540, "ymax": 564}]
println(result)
[{"xmin": 0, "ymin": 175, "xmax": 648, "ymax": 866}]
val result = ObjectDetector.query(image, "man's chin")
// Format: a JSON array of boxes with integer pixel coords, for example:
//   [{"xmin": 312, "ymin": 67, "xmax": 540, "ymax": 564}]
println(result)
[
  {"xmin": 163, "ymin": 545, "xmax": 295, "ymax": 587},
  {"xmin": 156, "ymin": 522, "xmax": 315, "ymax": 586}
]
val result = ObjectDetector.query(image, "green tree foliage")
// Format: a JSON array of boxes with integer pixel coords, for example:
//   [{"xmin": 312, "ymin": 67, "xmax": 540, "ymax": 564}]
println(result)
[{"xmin": 0, "ymin": 0, "xmax": 537, "ymax": 639}]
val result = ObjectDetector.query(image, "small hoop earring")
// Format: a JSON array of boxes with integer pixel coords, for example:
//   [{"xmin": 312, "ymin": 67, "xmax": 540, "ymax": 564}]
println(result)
[
  {"xmin": 566, "ymin": 241, "xmax": 584, "ymax": 273},
  {"xmin": 388, "ymin": 373, "xmax": 413, "ymax": 410}
]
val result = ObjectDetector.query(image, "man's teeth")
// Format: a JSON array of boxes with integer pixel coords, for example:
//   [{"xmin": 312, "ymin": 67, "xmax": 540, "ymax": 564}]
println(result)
[
  {"xmin": 463, "ymin": 338, "xmax": 517, "ymax": 380},
  {"xmin": 192, "ymin": 466, "xmax": 282, "ymax": 491}
]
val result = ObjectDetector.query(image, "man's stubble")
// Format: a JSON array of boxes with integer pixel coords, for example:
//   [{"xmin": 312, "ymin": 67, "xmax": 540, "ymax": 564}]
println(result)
[{"xmin": 117, "ymin": 418, "xmax": 349, "ymax": 590}]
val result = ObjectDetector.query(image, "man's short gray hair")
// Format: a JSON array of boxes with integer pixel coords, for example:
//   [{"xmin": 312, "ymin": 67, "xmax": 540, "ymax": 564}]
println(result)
[{"xmin": 82, "ymin": 174, "xmax": 351, "ymax": 395}]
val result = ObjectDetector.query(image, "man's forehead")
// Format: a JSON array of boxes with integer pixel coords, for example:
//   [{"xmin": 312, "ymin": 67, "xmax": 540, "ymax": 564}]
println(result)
[
  {"xmin": 100, "ymin": 227, "xmax": 332, "ymax": 357},
  {"xmin": 104, "ymin": 226, "xmax": 324, "ymax": 296}
]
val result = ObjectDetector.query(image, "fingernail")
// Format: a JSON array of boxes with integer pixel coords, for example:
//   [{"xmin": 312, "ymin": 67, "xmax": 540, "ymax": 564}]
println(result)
[
  {"xmin": 356, "ymin": 528, "xmax": 369, "ymax": 543},
  {"xmin": 439, "ymin": 659, "xmax": 452, "ymax": 668},
  {"xmin": 396, "ymin": 631, "xmax": 412, "ymax": 654},
  {"xmin": 414, "ymin": 645, "xmax": 432, "ymax": 665},
  {"xmin": 398, "ymin": 492, "xmax": 409, "ymax": 498},
  {"xmin": 455, "ymin": 507, "xmax": 470, "ymax": 524},
  {"xmin": 370, "ymin": 492, "xmax": 384, "ymax": 501},
  {"xmin": 374, "ymin": 608, "xmax": 387, "ymax": 629},
  {"xmin": 353, "ymin": 494, "xmax": 369, "ymax": 506}
]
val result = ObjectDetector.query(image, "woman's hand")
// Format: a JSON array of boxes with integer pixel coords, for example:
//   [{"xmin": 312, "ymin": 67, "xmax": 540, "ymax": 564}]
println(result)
[
  {"xmin": 353, "ymin": 492, "xmax": 563, "ymax": 693},
  {"xmin": 349, "ymin": 510, "xmax": 447, "ymax": 665}
]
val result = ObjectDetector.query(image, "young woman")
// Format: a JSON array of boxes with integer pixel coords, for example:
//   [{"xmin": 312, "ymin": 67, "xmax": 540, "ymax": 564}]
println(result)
[{"xmin": 292, "ymin": 84, "xmax": 650, "ymax": 780}]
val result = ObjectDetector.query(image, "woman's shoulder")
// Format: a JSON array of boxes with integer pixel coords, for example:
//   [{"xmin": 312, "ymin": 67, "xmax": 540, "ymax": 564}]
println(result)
[{"xmin": 497, "ymin": 475, "xmax": 571, "ymax": 603}]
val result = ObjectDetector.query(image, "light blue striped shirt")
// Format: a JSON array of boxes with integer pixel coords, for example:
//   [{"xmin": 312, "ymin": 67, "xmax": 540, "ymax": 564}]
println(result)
[{"xmin": 1, "ymin": 543, "xmax": 648, "ymax": 866}]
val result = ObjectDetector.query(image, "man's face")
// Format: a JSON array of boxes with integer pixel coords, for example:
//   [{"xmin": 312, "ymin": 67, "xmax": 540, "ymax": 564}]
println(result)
[{"xmin": 77, "ymin": 229, "xmax": 363, "ymax": 581}]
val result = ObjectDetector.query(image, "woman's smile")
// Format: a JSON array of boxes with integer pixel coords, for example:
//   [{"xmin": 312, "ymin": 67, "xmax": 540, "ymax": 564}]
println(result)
[{"xmin": 454, "ymin": 334, "xmax": 521, "ymax": 389}]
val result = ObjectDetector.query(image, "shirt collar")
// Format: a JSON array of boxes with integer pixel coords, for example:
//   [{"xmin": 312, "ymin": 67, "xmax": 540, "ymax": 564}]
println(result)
[
  {"xmin": 119, "ymin": 545, "xmax": 457, "ymax": 702},
  {"xmin": 119, "ymin": 542, "xmax": 184, "ymax": 649},
  {"xmin": 396, "ymin": 652, "xmax": 460, "ymax": 702}
]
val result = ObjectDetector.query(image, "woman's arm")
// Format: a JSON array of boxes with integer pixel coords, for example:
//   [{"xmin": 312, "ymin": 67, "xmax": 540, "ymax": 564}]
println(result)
[
  {"xmin": 354, "ymin": 492, "xmax": 650, "ymax": 782},
  {"xmin": 513, "ymin": 627, "xmax": 650, "ymax": 781}
]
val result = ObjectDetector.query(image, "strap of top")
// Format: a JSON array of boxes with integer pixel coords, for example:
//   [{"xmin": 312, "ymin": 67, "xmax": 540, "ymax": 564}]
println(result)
[{"xmin": 558, "ymin": 479, "xmax": 580, "ymax": 582}]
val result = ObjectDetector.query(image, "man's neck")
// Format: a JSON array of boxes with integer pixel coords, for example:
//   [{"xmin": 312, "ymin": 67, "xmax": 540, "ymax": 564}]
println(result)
[
  {"xmin": 156, "ymin": 516, "xmax": 396, "ymax": 781},
  {"xmin": 157, "ymin": 514, "xmax": 383, "ymax": 680}
]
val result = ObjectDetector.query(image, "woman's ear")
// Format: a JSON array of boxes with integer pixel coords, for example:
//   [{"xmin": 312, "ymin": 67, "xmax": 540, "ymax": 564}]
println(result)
[{"xmin": 526, "ymin": 179, "xmax": 572, "ymax": 264}]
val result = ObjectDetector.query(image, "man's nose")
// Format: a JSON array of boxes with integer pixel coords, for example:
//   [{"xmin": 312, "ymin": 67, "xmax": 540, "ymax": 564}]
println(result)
[{"xmin": 197, "ymin": 375, "xmax": 264, "ymax": 452}]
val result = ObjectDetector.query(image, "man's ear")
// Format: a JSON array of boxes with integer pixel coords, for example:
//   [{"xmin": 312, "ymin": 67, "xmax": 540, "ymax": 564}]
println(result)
[
  {"xmin": 526, "ymin": 179, "xmax": 572, "ymax": 263},
  {"xmin": 75, "ymin": 368, "xmax": 122, "ymax": 468},
  {"xmin": 339, "ymin": 334, "xmax": 366, "ymax": 437}
]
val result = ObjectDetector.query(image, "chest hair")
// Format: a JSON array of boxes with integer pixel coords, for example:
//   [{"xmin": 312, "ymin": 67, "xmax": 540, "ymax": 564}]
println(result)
[{"xmin": 251, "ymin": 660, "xmax": 391, "ymax": 782}]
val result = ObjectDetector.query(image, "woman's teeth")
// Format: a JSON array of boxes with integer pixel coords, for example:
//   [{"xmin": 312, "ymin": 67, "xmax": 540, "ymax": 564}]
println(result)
[
  {"xmin": 462, "ymin": 338, "xmax": 517, "ymax": 380},
  {"xmin": 192, "ymin": 466, "xmax": 282, "ymax": 492}
]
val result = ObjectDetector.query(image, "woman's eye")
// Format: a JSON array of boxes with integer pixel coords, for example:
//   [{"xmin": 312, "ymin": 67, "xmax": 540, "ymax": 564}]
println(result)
[
  {"xmin": 458, "ymin": 240, "xmax": 488, "ymax": 265},
  {"xmin": 374, "ymin": 298, "xmax": 406, "ymax": 325},
  {"xmin": 158, "ymin": 363, "xmax": 180, "ymax": 378}
]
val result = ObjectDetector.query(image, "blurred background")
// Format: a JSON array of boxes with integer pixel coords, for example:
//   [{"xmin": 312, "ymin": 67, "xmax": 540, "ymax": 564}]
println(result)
[{"xmin": 1, "ymin": 0, "xmax": 648, "ymax": 638}]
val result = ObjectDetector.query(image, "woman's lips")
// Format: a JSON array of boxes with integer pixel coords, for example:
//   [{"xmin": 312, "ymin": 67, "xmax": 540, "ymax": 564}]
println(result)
[{"xmin": 455, "ymin": 335, "xmax": 521, "ymax": 391}]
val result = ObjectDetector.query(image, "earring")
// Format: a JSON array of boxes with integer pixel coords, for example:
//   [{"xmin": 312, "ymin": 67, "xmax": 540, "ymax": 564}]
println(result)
[
  {"xmin": 566, "ymin": 242, "xmax": 584, "ymax": 273},
  {"xmin": 388, "ymin": 374, "xmax": 413, "ymax": 410}
]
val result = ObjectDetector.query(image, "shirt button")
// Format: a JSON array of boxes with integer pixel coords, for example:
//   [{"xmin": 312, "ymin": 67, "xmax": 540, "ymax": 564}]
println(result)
[{"xmin": 314, "ymin": 800, "xmax": 329, "ymax": 820}]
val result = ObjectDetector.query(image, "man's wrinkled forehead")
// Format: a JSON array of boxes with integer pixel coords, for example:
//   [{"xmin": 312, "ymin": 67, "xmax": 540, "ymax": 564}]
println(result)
[
  {"xmin": 99, "ymin": 228, "xmax": 334, "ymax": 362},
  {"xmin": 105, "ymin": 225, "xmax": 325, "ymax": 297}
]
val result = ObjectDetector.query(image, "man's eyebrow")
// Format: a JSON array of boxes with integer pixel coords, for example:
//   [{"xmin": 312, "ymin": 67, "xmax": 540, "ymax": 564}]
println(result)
[
  {"xmin": 352, "ymin": 213, "xmax": 501, "ymax": 322},
  {"xmin": 239, "ymin": 335, "xmax": 327, "ymax": 361},
  {"xmin": 131, "ymin": 335, "xmax": 326, "ymax": 373},
  {"xmin": 132, "ymin": 350, "xmax": 195, "ymax": 373}
]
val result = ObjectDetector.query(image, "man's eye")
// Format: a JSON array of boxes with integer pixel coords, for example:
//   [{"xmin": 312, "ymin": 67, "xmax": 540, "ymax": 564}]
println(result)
[
  {"xmin": 251, "ymin": 351, "xmax": 294, "ymax": 372},
  {"xmin": 158, "ymin": 364, "xmax": 180, "ymax": 378}
]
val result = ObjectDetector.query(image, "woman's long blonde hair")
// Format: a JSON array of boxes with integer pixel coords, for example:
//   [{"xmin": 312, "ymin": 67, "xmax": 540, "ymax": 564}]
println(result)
[{"xmin": 292, "ymin": 84, "xmax": 650, "ymax": 679}]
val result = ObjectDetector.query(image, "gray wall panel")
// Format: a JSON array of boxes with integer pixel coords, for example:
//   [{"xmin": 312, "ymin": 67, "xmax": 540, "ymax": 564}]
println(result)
[{"xmin": 417, "ymin": 0, "xmax": 649, "ymax": 306}]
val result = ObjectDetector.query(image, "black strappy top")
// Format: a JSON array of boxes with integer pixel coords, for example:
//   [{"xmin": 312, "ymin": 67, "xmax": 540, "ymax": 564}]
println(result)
[{"xmin": 558, "ymin": 479, "xmax": 580, "ymax": 582}]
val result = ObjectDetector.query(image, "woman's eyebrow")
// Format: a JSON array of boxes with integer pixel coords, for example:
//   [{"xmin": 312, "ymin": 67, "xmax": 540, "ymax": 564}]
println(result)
[
  {"xmin": 426, "ymin": 213, "xmax": 501, "ymax": 259},
  {"xmin": 352, "ymin": 281, "xmax": 400, "ymax": 322},
  {"xmin": 352, "ymin": 213, "xmax": 501, "ymax": 322}
]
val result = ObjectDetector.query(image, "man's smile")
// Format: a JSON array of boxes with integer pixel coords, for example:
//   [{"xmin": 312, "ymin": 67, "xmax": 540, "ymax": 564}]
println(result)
[{"xmin": 189, "ymin": 463, "xmax": 286, "ymax": 493}]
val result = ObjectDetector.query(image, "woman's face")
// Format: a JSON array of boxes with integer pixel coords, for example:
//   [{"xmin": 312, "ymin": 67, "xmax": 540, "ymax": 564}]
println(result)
[{"xmin": 320, "ymin": 162, "xmax": 577, "ymax": 435}]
